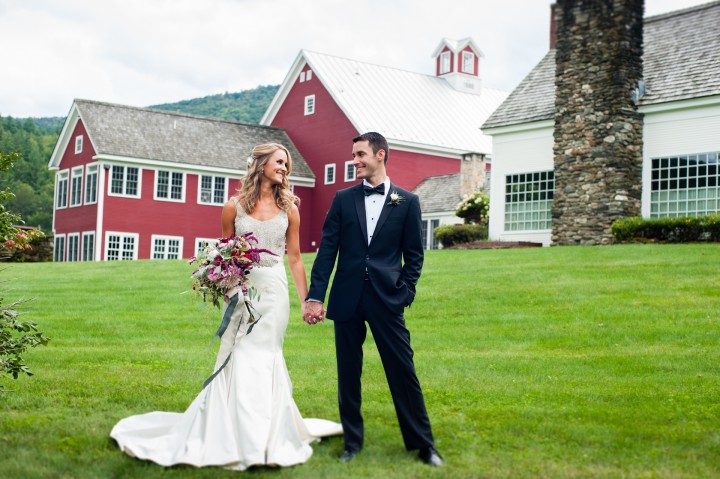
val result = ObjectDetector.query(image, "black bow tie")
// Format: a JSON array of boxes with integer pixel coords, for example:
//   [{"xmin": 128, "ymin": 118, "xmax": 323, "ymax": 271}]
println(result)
[{"xmin": 363, "ymin": 183, "xmax": 385, "ymax": 196}]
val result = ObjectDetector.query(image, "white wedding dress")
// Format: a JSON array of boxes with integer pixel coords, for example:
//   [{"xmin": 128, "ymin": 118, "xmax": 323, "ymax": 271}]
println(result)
[{"xmin": 111, "ymin": 199, "xmax": 342, "ymax": 470}]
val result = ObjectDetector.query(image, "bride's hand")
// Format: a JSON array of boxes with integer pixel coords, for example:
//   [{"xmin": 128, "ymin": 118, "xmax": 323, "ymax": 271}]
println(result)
[{"xmin": 302, "ymin": 301, "xmax": 324, "ymax": 325}]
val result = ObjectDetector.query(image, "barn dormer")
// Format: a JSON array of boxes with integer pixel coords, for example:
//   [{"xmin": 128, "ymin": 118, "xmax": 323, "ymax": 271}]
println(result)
[{"xmin": 431, "ymin": 37, "xmax": 484, "ymax": 94}]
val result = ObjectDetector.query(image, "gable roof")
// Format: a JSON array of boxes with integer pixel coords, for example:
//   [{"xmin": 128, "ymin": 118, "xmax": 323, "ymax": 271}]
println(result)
[
  {"xmin": 431, "ymin": 37, "xmax": 485, "ymax": 59},
  {"xmin": 483, "ymin": 0, "xmax": 720, "ymax": 130},
  {"xmin": 262, "ymin": 50, "xmax": 509, "ymax": 156},
  {"xmin": 412, "ymin": 173, "xmax": 462, "ymax": 213},
  {"xmin": 48, "ymin": 99, "xmax": 314, "ymax": 182}
]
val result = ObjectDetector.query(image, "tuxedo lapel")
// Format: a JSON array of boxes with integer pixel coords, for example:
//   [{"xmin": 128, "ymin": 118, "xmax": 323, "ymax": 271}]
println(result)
[{"xmin": 353, "ymin": 185, "xmax": 369, "ymax": 246}]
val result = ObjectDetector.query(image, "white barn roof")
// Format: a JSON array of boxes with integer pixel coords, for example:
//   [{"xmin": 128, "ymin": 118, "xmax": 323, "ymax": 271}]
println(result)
[{"xmin": 262, "ymin": 50, "xmax": 509, "ymax": 156}]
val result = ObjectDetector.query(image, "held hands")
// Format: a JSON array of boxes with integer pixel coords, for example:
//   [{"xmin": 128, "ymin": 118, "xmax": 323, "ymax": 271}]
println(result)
[{"xmin": 302, "ymin": 301, "xmax": 325, "ymax": 325}]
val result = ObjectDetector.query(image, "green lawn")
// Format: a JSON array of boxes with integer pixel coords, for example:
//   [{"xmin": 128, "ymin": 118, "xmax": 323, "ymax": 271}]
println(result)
[{"xmin": 1, "ymin": 244, "xmax": 719, "ymax": 478}]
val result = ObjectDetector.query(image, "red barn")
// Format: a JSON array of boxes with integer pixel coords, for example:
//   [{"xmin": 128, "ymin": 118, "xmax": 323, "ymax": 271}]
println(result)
[
  {"xmin": 261, "ymin": 38, "xmax": 508, "ymax": 251},
  {"xmin": 47, "ymin": 99, "xmax": 314, "ymax": 261}
]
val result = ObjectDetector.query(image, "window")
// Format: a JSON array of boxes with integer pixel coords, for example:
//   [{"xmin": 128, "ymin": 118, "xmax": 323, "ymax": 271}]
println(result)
[
  {"xmin": 462, "ymin": 51, "xmax": 474, "ymax": 74},
  {"xmin": 504, "ymin": 171, "xmax": 555, "ymax": 231},
  {"xmin": 56, "ymin": 170, "xmax": 69, "ymax": 209},
  {"xmin": 324, "ymin": 164, "xmax": 336, "ymax": 185},
  {"xmin": 70, "ymin": 166, "xmax": 83, "ymax": 206},
  {"xmin": 306, "ymin": 70, "xmax": 313, "ymax": 81},
  {"xmin": 106, "ymin": 232, "xmax": 138, "ymax": 260},
  {"xmin": 54, "ymin": 234, "xmax": 65, "ymax": 262},
  {"xmin": 195, "ymin": 238, "xmax": 219, "ymax": 256},
  {"xmin": 421, "ymin": 219, "xmax": 441, "ymax": 250},
  {"xmin": 110, "ymin": 165, "xmax": 140, "ymax": 197},
  {"xmin": 440, "ymin": 51, "xmax": 451, "ymax": 74},
  {"xmin": 84, "ymin": 164, "xmax": 98, "ymax": 204},
  {"xmin": 75, "ymin": 135, "xmax": 83, "ymax": 154},
  {"xmin": 650, "ymin": 152, "xmax": 720, "ymax": 218},
  {"xmin": 67, "ymin": 233, "xmax": 79, "ymax": 261},
  {"xmin": 304, "ymin": 95, "xmax": 315, "ymax": 115},
  {"xmin": 155, "ymin": 170, "xmax": 184, "ymax": 201},
  {"xmin": 199, "ymin": 175, "xmax": 227, "ymax": 205},
  {"xmin": 82, "ymin": 232, "xmax": 95, "ymax": 261},
  {"xmin": 344, "ymin": 161, "xmax": 356, "ymax": 182},
  {"xmin": 152, "ymin": 235, "xmax": 182, "ymax": 259}
]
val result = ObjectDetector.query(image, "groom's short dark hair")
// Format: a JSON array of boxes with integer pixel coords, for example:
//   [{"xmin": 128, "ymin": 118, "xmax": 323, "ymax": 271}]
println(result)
[{"xmin": 353, "ymin": 132, "xmax": 389, "ymax": 163}]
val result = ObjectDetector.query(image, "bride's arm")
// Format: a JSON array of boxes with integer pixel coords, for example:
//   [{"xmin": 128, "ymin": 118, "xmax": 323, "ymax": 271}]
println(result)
[
  {"xmin": 220, "ymin": 198, "xmax": 237, "ymax": 238},
  {"xmin": 286, "ymin": 204, "xmax": 308, "ymax": 303}
]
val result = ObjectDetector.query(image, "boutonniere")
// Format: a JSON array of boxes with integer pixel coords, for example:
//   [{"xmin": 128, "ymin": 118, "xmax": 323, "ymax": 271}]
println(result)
[{"xmin": 387, "ymin": 191, "xmax": 405, "ymax": 206}]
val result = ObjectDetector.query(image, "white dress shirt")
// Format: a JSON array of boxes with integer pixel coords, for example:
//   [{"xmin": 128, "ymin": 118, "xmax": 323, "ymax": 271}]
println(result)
[{"xmin": 364, "ymin": 177, "xmax": 390, "ymax": 245}]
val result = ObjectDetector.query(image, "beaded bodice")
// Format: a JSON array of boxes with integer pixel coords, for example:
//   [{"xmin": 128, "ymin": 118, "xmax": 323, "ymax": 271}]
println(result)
[{"xmin": 232, "ymin": 197, "xmax": 287, "ymax": 267}]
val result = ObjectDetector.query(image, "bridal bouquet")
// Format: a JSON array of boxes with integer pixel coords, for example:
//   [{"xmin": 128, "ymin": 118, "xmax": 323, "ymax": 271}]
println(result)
[{"xmin": 189, "ymin": 233, "xmax": 274, "ymax": 334}]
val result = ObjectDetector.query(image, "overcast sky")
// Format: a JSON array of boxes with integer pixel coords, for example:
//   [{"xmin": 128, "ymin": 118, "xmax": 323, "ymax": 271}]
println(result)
[{"xmin": 0, "ymin": 0, "xmax": 710, "ymax": 118}]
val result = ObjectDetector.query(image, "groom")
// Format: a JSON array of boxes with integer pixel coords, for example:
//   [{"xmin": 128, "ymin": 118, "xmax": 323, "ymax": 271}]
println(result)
[{"xmin": 304, "ymin": 132, "xmax": 443, "ymax": 466}]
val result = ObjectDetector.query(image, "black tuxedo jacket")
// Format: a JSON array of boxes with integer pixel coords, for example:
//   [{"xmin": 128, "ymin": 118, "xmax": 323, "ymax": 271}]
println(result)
[{"xmin": 308, "ymin": 182, "xmax": 424, "ymax": 320}]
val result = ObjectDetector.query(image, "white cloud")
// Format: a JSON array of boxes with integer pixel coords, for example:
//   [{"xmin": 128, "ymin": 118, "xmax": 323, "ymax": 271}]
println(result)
[{"xmin": 0, "ymin": 0, "xmax": 711, "ymax": 117}]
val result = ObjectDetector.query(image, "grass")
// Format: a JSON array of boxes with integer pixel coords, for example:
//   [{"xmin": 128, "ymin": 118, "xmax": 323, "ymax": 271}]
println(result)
[{"xmin": 1, "ymin": 244, "xmax": 719, "ymax": 478}]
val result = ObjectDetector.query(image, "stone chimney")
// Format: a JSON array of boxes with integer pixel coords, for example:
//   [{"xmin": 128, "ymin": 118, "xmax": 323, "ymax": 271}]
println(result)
[
  {"xmin": 549, "ymin": 3, "xmax": 557, "ymax": 49},
  {"xmin": 551, "ymin": 0, "xmax": 644, "ymax": 245},
  {"xmin": 460, "ymin": 153, "xmax": 489, "ymax": 197}
]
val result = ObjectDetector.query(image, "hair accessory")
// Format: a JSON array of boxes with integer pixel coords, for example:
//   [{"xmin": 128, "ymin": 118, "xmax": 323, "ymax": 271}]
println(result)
[{"xmin": 246, "ymin": 156, "xmax": 254, "ymax": 167}]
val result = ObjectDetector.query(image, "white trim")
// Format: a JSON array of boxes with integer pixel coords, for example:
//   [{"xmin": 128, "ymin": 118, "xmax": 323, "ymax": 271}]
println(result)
[
  {"xmin": 304, "ymin": 95, "xmax": 316, "ymax": 115},
  {"xmin": 55, "ymin": 169, "xmax": 69, "ymax": 209},
  {"xmin": 81, "ymin": 230, "xmax": 96, "ymax": 262},
  {"xmin": 639, "ymin": 95, "xmax": 720, "ymax": 115},
  {"xmin": 108, "ymin": 165, "xmax": 142, "ymax": 198},
  {"xmin": 194, "ymin": 237, "xmax": 219, "ymax": 256},
  {"xmin": 54, "ymin": 234, "xmax": 66, "ymax": 262},
  {"xmin": 69, "ymin": 166, "xmax": 84, "ymax": 207},
  {"xmin": 153, "ymin": 169, "xmax": 186, "ymax": 202},
  {"xmin": 84, "ymin": 163, "xmax": 99, "ymax": 205},
  {"xmin": 440, "ymin": 51, "xmax": 451, "ymax": 74},
  {"xmin": 461, "ymin": 51, "xmax": 474, "ymax": 74},
  {"xmin": 151, "ymin": 234, "xmax": 184, "ymax": 259},
  {"xmin": 104, "ymin": 231, "xmax": 139, "ymax": 261},
  {"xmin": 95, "ymin": 165, "xmax": 106, "ymax": 261},
  {"xmin": 74, "ymin": 135, "xmax": 83, "ymax": 154},
  {"xmin": 67, "ymin": 233, "xmax": 80, "ymax": 262},
  {"xmin": 344, "ymin": 160, "xmax": 356, "ymax": 182},
  {"xmin": 324, "ymin": 164, "xmax": 336, "ymax": 185},
  {"xmin": 482, "ymin": 119, "xmax": 555, "ymax": 136},
  {"xmin": 197, "ymin": 174, "xmax": 229, "ymax": 205}
]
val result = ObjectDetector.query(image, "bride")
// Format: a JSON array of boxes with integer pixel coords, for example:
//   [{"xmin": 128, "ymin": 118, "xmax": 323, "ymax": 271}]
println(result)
[{"xmin": 110, "ymin": 143, "xmax": 341, "ymax": 470}]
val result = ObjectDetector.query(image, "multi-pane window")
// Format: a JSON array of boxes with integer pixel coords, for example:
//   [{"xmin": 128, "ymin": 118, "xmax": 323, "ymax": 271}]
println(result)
[
  {"xmin": 56, "ymin": 170, "xmax": 69, "ymax": 208},
  {"xmin": 304, "ymin": 95, "xmax": 315, "ymax": 115},
  {"xmin": 75, "ymin": 135, "xmax": 83, "ymax": 154},
  {"xmin": 110, "ymin": 165, "xmax": 140, "ymax": 196},
  {"xmin": 195, "ymin": 238, "xmax": 218, "ymax": 255},
  {"xmin": 67, "ymin": 234, "xmax": 79, "ymax": 261},
  {"xmin": 504, "ymin": 171, "xmax": 555, "ymax": 231},
  {"xmin": 106, "ymin": 233, "xmax": 138, "ymax": 260},
  {"xmin": 462, "ymin": 51, "xmax": 474, "ymax": 74},
  {"xmin": 54, "ymin": 235, "xmax": 65, "ymax": 262},
  {"xmin": 199, "ymin": 175, "xmax": 226, "ymax": 204},
  {"xmin": 440, "ymin": 51, "xmax": 451, "ymax": 74},
  {"xmin": 152, "ymin": 236, "xmax": 182, "ymax": 259},
  {"xmin": 325, "ymin": 164, "xmax": 336, "ymax": 185},
  {"xmin": 82, "ymin": 232, "xmax": 95, "ymax": 261},
  {"xmin": 155, "ymin": 170, "xmax": 184, "ymax": 201},
  {"xmin": 650, "ymin": 152, "xmax": 720, "ymax": 218},
  {"xmin": 70, "ymin": 166, "xmax": 83, "ymax": 206},
  {"xmin": 84, "ymin": 164, "xmax": 98, "ymax": 204},
  {"xmin": 421, "ymin": 219, "xmax": 441, "ymax": 250},
  {"xmin": 345, "ymin": 161, "xmax": 356, "ymax": 182}
]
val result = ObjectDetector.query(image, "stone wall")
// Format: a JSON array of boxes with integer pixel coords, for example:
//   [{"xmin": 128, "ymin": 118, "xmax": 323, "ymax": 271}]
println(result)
[
  {"xmin": 460, "ymin": 153, "xmax": 489, "ymax": 197},
  {"xmin": 552, "ymin": 0, "xmax": 644, "ymax": 245}
]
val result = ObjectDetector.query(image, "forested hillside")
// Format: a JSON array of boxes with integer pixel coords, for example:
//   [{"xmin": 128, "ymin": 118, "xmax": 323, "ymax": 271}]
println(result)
[
  {"xmin": 0, "ymin": 85, "xmax": 279, "ymax": 235},
  {"xmin": 150, "ymin": 84, "xmax": 279, "ymax": 123}
]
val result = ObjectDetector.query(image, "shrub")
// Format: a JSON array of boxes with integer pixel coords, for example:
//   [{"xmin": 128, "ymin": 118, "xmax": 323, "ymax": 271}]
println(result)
[
  {"xmin": 611, "ymin": 215, "xmax": 720, "ymax": 243},
  {"xmin": 455, "ymin": 191, "xmax": 490, "ymax": 225},
  {"xmin": 434, "ymin": 223, "xmax": 488, "ymax": 247}
]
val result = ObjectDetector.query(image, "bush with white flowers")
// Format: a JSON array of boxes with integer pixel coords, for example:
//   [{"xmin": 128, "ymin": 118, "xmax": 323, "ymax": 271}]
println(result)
[{"xmin": 455, "ymin": 191, "xmax": 490, "ymax": 225}]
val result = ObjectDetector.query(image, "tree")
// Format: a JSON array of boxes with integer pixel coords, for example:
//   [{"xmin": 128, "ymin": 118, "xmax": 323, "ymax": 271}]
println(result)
[{"xmin": 0, "ymin": 150, "xmax": 49, "ymax": 392}]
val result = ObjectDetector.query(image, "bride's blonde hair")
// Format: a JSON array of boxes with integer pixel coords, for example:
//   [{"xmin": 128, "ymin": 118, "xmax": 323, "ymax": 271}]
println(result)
[{"xmin": 238, "ymin": 143, "xmax": 299, "ymax": 213}]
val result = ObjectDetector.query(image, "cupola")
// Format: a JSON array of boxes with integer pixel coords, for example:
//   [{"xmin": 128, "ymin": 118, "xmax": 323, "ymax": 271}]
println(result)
[{"xmin": 431, "ymin": 37, "xmax": 484, "ymax": 94}]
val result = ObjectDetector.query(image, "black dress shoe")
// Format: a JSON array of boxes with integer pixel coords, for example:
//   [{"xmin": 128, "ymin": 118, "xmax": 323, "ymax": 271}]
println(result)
[
  {"xmin": 418, "ymin": 447, "xmax": 444, "ymax": 466},
  {"xmin": 339, "ymin": 449, "xmax": 359, "ymax": 463}
]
